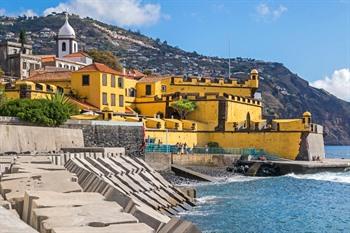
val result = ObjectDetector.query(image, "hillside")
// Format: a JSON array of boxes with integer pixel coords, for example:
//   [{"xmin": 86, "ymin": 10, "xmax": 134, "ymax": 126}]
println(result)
[{"xmin": 1, "ymin": 13, "xmax": 349, "ymax": 145}]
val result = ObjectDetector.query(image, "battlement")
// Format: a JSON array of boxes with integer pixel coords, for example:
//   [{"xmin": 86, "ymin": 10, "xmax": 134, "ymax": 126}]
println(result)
[
  {"xmin": 170, "ymin": 69, "xmax": 259, "ymax": 89},
  {"xmin": 148, "ymin": 92, "xmax": 262, "ymax": 106}
]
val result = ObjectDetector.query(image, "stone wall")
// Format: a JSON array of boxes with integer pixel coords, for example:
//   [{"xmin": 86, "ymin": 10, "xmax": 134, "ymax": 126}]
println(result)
[
  {"xmin": 63, "ymin": 120, "xmax": 144, "ymax": 157},
  {"xmin": 145, "ymin": 153, "xmax": 240, "ymax": 171},
  {"xmin": 0, "ymin": 124, "xmax": 83, "ymax": 154}
]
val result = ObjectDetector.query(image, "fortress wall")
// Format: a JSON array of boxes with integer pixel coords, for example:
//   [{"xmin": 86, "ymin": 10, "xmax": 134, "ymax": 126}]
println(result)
[
  {"xmin": 145, "ymin": 153, "xmax": 240, "ymax": 171},
  {"xmin": 146, "ymin": 130, "xmax": 308, "ymax": 160},
  {"xmin": 0, "ymin": 125, "xmax": 83, "ymax": 154},
  {"xmin": 63, "ymin": 120, "xmax": 144, "ymax": 157},
  {"xmin": 297, "ymin": 132, "xmax": 325, "ymax": 161}
]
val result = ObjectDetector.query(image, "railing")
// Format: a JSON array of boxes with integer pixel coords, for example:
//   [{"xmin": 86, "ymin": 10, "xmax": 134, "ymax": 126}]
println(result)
[{"xmin": 145, "ymin": 143, "xmax": 282, "ymax": 160}]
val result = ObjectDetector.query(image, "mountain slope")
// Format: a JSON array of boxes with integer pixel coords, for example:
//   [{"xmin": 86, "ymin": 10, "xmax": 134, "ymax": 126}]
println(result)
[{"xmin": 1, "ymin": 13, "xmax": 349, "ymax": 145}]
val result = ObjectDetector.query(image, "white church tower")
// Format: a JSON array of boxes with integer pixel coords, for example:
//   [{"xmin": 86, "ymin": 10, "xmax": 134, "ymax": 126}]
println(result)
[{"xmin": 57, "ymin": 13, "xmax": 78, "ymax": 58}]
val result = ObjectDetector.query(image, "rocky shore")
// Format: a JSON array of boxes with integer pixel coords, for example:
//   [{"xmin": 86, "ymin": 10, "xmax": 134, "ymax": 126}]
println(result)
[{"xmin": 160, "ymin": 166, "xmax": 237, "ymax": 186}]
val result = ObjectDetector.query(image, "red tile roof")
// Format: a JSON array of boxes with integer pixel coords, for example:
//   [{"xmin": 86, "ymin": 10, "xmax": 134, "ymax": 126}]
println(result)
[
  {"xmin": 27, "ymin": 66, "xmax": 71, "ymax": 82},
  {"xmin": 67, "ymin": 97, "xmax": 99, "ymax": 111},
  {"xmin": 64, "ymin": 51, "xmax": 91, "ymax": 58},
  {"xmin": 76, "ymin": 63, "xmax": 121, "ymax": 75},
  {"xmin": 137, "ymin": 76, "xmax": 169, "ymax": 83}
]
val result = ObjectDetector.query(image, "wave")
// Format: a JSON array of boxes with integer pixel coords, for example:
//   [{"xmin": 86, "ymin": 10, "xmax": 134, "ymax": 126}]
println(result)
[
  {"xmin": 196, "ymin": 195, "xmax": 218, "ymax": 204},
  {"xmin": 286, "ymin": 171, "xmax": 350, "ymax": 184}
]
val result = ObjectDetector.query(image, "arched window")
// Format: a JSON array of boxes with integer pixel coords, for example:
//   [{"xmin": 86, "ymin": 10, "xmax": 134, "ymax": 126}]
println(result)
[
  {"xmin": 73, "ymin": 43, "xmax": 77, "ymax": 52},
  {"xmin": 62, "ymin": 42, "xmax": 66, "ymax": 51}
]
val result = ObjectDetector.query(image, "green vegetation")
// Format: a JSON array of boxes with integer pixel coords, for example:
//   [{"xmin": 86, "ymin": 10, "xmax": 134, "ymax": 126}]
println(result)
[
  {"xmin": 207, "ymin": 142, "xmax": 219, "ymax": 148},
  {"xmin": 0, "ymin": 86, "xmax": 6, "ymax": 106},
  {"xmin": 0, "ymin": 93, "xmax": 79, "ymax": 126},
  {"xmin": 171, "ymin": 99, "xmax": 197, "ymax": 119},
  {"xmin": 86, "ymin": 49, "xmax": 122, "ymax": 71},
  {"xmin": 0, "ymin": 68, "xmax": 4, "ymax": 78}
]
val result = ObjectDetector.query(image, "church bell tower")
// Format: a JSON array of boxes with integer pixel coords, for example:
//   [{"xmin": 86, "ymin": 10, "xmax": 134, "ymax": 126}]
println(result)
[{"xmin": 57, "ymin": 13, "xmax": 78, "ymax": 58}]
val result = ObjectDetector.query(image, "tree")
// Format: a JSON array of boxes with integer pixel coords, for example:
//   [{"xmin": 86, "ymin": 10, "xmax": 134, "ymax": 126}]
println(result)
[
  {"xmin": 171, "ymin": 99, "xmax": 197, "ymax": 119},
  {"xmin": 0, "ymin": 68, "xmax": 4, "ymax": 78},
  {"xmin": 19, "ymin": 30, "xmax": 26, "ymax": 53},
  {"xmin": 86, "ymin": 49, "xmax": 122, "ymax": 71},
  {"xmin": 143, "ymin": 69, "xmax": 152, "ymax": 75}
]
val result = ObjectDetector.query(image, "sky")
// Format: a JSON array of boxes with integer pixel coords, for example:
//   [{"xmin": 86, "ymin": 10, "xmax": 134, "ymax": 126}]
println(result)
[{"xmin": 0, "ymin": 0, "xmax": 349, "ymax": 101}]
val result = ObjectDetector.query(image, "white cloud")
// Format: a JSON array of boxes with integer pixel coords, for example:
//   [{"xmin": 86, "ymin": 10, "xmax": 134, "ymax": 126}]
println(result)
[
  {"xmin": 256, "ymin": 3, "xmax": 287, "ymax": 21},
  {"xmin": 311, "ymin": 68, "xmax": 350, "ymax": 101},
  {"xmin": 21, "ymin": 9, "xmax": 38, "ymax": 17},
  {"xmin": 43, "ymin": 0, "xmax": 163, "ymax": 26}
]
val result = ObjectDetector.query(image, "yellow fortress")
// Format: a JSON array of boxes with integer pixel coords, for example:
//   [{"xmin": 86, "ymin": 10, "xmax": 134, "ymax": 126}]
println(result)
[
  {"xmin": 0, "ymin": 15, "xmax": 325, "ymax": 161},
  {"xmin": 2, "ymin": 62, "xmax": 325, "ymax": 161}
]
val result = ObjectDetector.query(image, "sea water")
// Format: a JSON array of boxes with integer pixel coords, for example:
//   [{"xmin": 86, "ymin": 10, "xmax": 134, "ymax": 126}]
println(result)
[{"xmin": 180, "ymin": 146, "xmax": 350, "ymax": 233}]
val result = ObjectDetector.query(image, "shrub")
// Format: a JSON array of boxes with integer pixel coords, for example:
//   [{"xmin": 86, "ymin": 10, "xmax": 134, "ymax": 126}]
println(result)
[
  {"xmin": 207, "ymin": 142, "xmax": 219, "ymax": 148},
  {"xmin": 0, "ymin": 93, "xmax": 79, "ymax": 126},
  {"xmin": 171, "ymin": 99, "xmax": 197, "ymax": 119}
]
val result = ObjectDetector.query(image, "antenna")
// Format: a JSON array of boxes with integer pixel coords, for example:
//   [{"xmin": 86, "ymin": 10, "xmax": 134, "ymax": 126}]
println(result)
[{"xmin": 228, "ymin": 39, "xmax": 231, "ymax": 79}]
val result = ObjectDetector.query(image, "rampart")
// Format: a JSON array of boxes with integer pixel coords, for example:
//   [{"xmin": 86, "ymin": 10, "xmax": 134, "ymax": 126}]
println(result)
[
  {"xmin": 0, "ymin": 123, "xmax": 83, "ymax": 154},
  {"xmin": 0, "ymin": 117, "xmax": 144, "ymax": 157}
]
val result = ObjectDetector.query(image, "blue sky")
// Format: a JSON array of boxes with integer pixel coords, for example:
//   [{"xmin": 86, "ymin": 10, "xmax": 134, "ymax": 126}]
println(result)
[{"xmin": 1, "ymin": 0, "xmax": 350, "ymax": 100}]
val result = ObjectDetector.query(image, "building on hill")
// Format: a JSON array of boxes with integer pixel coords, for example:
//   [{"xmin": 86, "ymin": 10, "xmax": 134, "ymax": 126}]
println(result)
[{"xmin": 0, "ymin": 14, "xmax": 91, "ymax": 80}]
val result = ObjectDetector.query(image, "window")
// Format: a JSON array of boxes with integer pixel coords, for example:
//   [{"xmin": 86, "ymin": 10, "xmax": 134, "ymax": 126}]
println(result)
[
  {"xmin": 128, "ymin": 88, "xmax": 136, "ymax": 97},
  {"xmin": 64, "ymin": 65, "xmax": 69, "ymax": 69},
  {"xmin": 145, "ymin": 85, "xmax": 152, "ymax": 95},
  {"xmin": 118, "ymin": 77, "xmax": 124, "ymax": 88},
  {"xmin": 29, "ymin": 63, "xmax": 35, "ymax": 70},
  {"xmin": 22, "ymin": 62, "xmax": 27, "ymax": 69},
  {"xmin": 62, "ymin": 42, "xmax": 66, "ymax": 51},
  {"xmin": 82, "ymin": 75, "xmax": 90, "ymax": 86},
  {"xmin": 161, "ymin": 85, "xmax": 167, "ymax": 92},
  {"xmin": 119, "ymin": 95, "xmax": 124, "ymax": 107},
  {"xmin": 35, "ymin": 83, "xmax": 43, "ymax": 91},
  {"xmin": 102, "ymin": 92, "xmax": 108, "ymax": 105},
  {"xmin": 111, "ymin": 75, "xmax": 116, "ymax": 87},
  {"xmin": 73, "ymin": 43, "xmax": 77, "ymax": 52},
  {"xmin": 102, "ymin": 74, "xmax": 107, "ymax": 86},
  {"xmin": 35, "ymin": 64, "xmax": 40, "ymax": 70},
  {"xmin": 111, "ymin": 94, "xmax": 116, "ymax": 106}
]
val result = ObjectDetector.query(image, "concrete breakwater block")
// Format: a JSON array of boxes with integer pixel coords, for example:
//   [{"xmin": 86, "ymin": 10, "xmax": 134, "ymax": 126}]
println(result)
[
  {"xmin": 0, "ymin": 206, "xmax": 39, "ymax": 233},
  {"xmin": 157, "ymin": 217, "xmax": 201, "ymax": 233},
  {"xmin": 0, "ymin": 169, "xmax": 82, "ymax": 215},
  {"xmin": 22, "ymin": 191, "xmax": 105, "ymax": 223},
  {"xmin": 51, "ymin": 223, "xmax": 154, "ymax": 233},
  {"xmin": 63, "ymin": 157, "xmax": 194, "ymax": 211},
  {"xmin": 31, "ymin": 202, "xmax": 127, "ymax": 231}
]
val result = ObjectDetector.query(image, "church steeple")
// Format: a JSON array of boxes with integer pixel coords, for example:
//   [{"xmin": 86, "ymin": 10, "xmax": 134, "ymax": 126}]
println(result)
[{"xmin": 56, "ymin": 13, "xmax": 78, "ymax": 58}]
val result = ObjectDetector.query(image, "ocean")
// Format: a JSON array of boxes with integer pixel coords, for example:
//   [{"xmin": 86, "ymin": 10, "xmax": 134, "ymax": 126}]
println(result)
[{"xmin": 180, "ymin": 146, "xmax": 350, "ymax": 233}]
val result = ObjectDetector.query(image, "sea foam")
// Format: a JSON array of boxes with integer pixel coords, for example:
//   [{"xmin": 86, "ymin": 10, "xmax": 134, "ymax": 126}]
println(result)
[{"xmin": 287, "ymin": 171, "xmax": 350, "ymax": 184}]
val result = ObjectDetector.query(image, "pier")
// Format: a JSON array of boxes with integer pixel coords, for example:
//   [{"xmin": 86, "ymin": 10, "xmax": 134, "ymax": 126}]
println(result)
[{"xmin": 240, "ymin": 159, "xmax": 350, "ymax": 176}]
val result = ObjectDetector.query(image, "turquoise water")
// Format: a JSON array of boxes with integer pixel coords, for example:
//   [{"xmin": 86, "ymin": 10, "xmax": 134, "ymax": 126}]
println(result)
[{"xmin": 181, "ymin": 146, "xmax": 350, "ymax": 233}]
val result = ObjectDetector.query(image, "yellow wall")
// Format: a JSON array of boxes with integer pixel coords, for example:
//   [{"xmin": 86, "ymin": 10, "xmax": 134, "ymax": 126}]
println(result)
[
  {"xmin": 226, "ymin": 100, "xmax": 262, "ymax": 122},
  {"xmin": 71, "ymin": 71, "xmax": 125, "ymax": 113},
  {"xmin": 4, "ymin": 81, "xmax": 54, "ymax": 100},
  {"xmin": 145, "ymin": 130, "xmax": 303, "ymax": 160}
]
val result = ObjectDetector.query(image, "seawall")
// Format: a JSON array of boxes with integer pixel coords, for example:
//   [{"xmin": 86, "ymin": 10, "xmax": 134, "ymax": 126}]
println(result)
[
  {"xmin": 145, "ymin": 153, "xmax": 240, "ymax": 171},
  {"xmin": 63, "ymin": 120, "xmax": 144, "ymax": 157},
  {"xmin": 0, "ymin": 117, "xmax": 144, "ymax": 157},
  {"xmin": 0, "ymin": 124, "xmax": 83, "ymax": 154}
]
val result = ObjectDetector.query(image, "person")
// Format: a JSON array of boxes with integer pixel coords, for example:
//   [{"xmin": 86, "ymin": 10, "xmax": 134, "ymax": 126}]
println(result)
[
  {"xmin": 176, "ymin": 143, "xmax": 180, "ymax": 154},
  {"xmin": 184, "ymin": 143, "xmax": 188, "ymax": 154},
  {"xmin": 205, "ymin": 144, "xmax": 209, "ymax": 153}
]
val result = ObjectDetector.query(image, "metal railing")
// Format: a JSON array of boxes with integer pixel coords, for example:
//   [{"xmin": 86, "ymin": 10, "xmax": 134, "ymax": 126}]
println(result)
[{"xmin": 145, "ymin": 143, "xmax": 282, "ymax": 160}]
